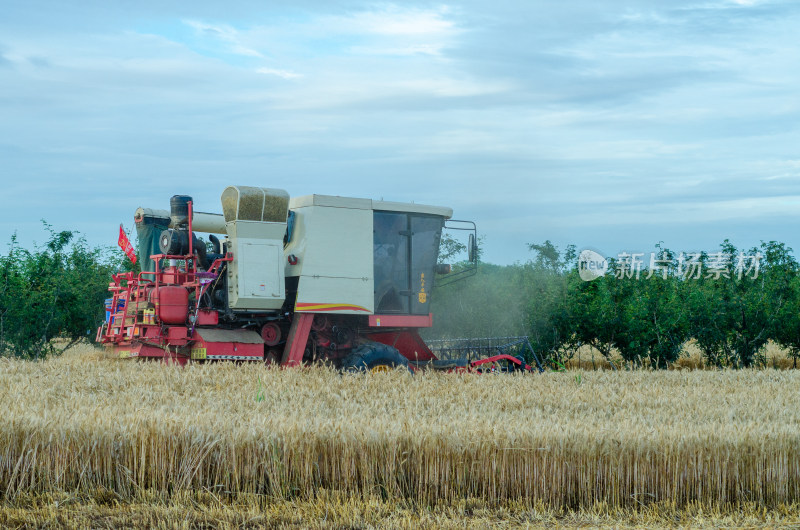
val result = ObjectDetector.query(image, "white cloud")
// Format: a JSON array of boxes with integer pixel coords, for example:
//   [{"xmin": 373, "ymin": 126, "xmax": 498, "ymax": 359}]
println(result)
[
  {"xmin": 619, "ymin": 11, "xmax": 673, "ymax": 24},
  {"xmin": 2, "ymin": 1, "xmax": 800, "ymax": 264},
  {"xmin": 348, "ymin": 44, "xmax": 445, "ymax": 56},
  {"xmin": 307, "ymin": 5, "xmax": 461, "ymax": 57},
  {"xmin": 327, "ymin": 6, "xmax": 457, "ymax": 37},
  {"xmin": 256, "ymin": 67, "xmax": 301, "ymax": 79},
  {"xmin": 183, "ymin": 19, "xmax": 264, "ymax": 58},
  {"xmin": 759, "ymin": 159, "xmax": 800, "ymax": 180}
]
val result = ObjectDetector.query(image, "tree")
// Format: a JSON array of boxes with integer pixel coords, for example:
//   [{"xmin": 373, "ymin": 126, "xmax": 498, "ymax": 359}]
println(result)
[
  {"xmin": 523, "ymin": 241, "xmax": 575, "ymax": 367},
  {"xmin": 625, "ymin": 270, "xmax": 688, "ymax": 367},
  {"xmin": 0, "ymin": 223, "xmax": 122, "ymax": 359},
  {"xmin": 759, "ymin": 241, "xmax": 799, "ymax": 367},
  {"xmin": 426, "ymin": 262, "xmax": 529, "ymax": 340},
  {"xmin": 430, "ymin": 236, "xmax": 800, "ymax": 370},
  {"xmin": 720, "ymin": 241, "xmax": 772, "ymax": 367},
  {"xmin": 682, "ymin": 241, "xmax": 792, "ymax": 368},
  {"xmin": 437, "ymin": 232, "xmax": 466, "ymax": 264},
  {"xmin": 568, "ymin": 259, "xmax": 630, "ymax": 362},
  {"xmin": 683, "ymin": 252, "xmax": 732, "ymax": 367}
]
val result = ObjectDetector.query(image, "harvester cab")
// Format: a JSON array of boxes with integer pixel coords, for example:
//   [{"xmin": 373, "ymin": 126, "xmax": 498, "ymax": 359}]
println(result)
[{"xmin": 98, "ymin": 186, "xmax": 539, "ymax": 372}]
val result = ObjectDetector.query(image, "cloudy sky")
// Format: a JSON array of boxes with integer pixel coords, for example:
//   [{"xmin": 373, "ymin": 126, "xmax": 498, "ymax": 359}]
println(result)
[{"xmin": 2, "ymin": 0, "xmax": 799, "ymax": 264}]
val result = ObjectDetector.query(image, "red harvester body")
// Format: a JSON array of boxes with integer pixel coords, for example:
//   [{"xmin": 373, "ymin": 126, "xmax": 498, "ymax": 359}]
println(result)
[{"xmin": 98, "ymin": 187, "xmax": 541, "ymax": 372}]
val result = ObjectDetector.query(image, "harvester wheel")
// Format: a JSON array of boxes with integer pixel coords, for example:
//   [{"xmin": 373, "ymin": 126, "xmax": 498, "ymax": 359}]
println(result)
[
  {"xmin": 260, "ymin": 322, "xmax": 282, "ymax": 347},
  {"xmin": 341, "ymin": 342, "xmax": 411, "ymax": 373},
  {"xmin": 264, "ymin": 348, "xmax": 281, "ymax": 365}
]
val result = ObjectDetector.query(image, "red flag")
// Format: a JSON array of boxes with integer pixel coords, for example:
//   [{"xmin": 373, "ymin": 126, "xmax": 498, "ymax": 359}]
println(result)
[{"xmin": 118, "ymin": 225, "xmax": 137, "ymax": 264}]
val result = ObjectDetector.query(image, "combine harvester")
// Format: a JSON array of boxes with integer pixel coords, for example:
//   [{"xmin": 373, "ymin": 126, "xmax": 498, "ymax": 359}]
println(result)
[{"xmin": 97, "ymin": 186, "xmax": 542, "ymax": 372}]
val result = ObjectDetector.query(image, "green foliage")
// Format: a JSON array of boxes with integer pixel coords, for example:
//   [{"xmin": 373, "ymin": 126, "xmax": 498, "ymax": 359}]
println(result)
[
  {"xmin": 4, "ymin": 219, "xmax": 799, "ymax": 371},
  {"xmin": 428, "ymin": 238, "xmax": 578, "ymax": 368},
  {"xmin": 771, "ymin": 273, "xmax": 800, "ymax": 368},
  {"xmin": 756, "ymin": 241, "xmax": 799, "ymax": 367},
  {"xmin": 527, "ymin": 240, "xmax": 575, "ymax": 273},
  {"xmin": 523, "ymin": 241, "xmax": 574, "ymax": 367},
  {"xmin": 0, "ymin": 223, "xmax": 124, "ymax": 359},
  {"xmin": 437, "ymin": 233, "xmax": 466, "ymax": 264},
  {"xmin": 425, "ymin": 262, "xmax": 529, "ymax": 339},
  {"xmin": 708, "ymin": 241, "xmax": 770, "ymax": 367},
  {"xmin": 681, "ymin": 241, "xmax": 794, "ymax": 368},
  {"xmin": 569, "ymin": 268, "xmax": 627, "ymax": 361},
  {"xmin": 605, "ymin": 248, "xmax": 689, "ymax": 368},
  {"xmin": 431, "ymin": 236, "xmax": 800, "ymax": 369}
]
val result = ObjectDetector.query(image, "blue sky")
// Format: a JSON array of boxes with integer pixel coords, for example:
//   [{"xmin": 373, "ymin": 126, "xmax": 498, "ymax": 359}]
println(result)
[{"xmin": 1, "ymin": 0, "xmax": 799, "ymax": 264}]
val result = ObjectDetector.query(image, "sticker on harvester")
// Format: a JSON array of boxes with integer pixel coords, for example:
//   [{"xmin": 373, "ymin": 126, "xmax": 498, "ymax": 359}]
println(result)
[{"xmin": 191, "ymin": 347, "xmax": 207, "ymax": 360}]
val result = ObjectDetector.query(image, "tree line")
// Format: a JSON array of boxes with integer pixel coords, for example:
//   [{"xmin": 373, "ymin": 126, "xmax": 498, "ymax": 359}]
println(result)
[
  {"xmin": 428, "ymin": 239, "xmax": 800, "ymax": 369},
  {"xmin": 2, "ymin": 224, "xmax": 799, "ymax": 368},
  {"xmin": 0, "ymin": 225, "xmax": 126, "ymax": 358}
]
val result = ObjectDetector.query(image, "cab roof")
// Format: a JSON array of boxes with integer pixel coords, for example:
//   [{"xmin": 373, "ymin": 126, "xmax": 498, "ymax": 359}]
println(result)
[{"xmin": 289, "ymin": 194, "xmax": 453, "ymax": 219}]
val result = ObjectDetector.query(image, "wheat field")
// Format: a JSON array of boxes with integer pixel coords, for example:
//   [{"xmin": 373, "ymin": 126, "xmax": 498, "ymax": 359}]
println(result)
[{"xmin": 1, "ymin": 345, "xmax": 799, "ymax": 525}]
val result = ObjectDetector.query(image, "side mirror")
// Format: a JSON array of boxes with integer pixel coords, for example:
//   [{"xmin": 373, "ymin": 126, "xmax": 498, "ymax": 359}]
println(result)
[
  {"xmin": 438, "ymin": 220, "xmax": 478, "ymax": 286},
  {"xmin": 468, "ymin": 234, "xmax": 477, "ymax": 263}
]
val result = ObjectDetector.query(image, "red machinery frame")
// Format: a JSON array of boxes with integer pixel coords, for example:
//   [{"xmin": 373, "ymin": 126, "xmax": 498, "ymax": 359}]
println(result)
[
  {"xmin": 98, "ymin": 201, "xmax": 236, "ymax": 365},
  {"xmin": 99, "ymin": 202, "xmax": 539, "ymax": 372}
]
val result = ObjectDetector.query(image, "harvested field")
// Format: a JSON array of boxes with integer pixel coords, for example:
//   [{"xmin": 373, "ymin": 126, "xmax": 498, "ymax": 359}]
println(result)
[
  {"xmin": 1, "ymin": 345, "xmax": 799, "ymax": 515},
  {"xmin": 2, "ymin": 493, "xmax": 800, "ymax": 529}
]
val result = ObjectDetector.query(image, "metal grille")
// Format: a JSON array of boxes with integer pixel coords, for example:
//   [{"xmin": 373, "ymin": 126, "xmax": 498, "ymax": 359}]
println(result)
[{"xmin": 426, "ymin": 336, "xmax": 543, "ymax": 371}]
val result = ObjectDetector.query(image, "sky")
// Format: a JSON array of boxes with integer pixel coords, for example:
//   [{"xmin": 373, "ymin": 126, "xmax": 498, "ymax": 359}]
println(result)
[{"xmin": 1, "ymin": 0, "xmax": 799, "ymax": 264}]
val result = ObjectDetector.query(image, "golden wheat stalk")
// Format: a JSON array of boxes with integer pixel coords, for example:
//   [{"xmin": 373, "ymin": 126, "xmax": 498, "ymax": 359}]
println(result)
[{"xmin": 0, "ymin": 345, "xmax": 798, "ymax": 508}]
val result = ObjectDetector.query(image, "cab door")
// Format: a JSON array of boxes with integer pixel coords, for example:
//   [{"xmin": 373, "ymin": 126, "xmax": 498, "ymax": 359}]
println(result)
[
  {"xmin": 373, "ymin": 212, "xmax": 443, "ymax": 315},
  {"xmin": 409, "ymin": 215, "xmax": 443, "ymax": 315},
  {"xmin": 373, "ymin": 212, "xmax": 410, "ymax": 313}
]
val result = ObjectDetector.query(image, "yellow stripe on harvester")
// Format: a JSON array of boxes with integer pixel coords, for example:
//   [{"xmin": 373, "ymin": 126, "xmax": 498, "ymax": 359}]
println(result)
[{"xmin": 295, "ymin": 303, "xmax": 370, "ymax": 312}]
